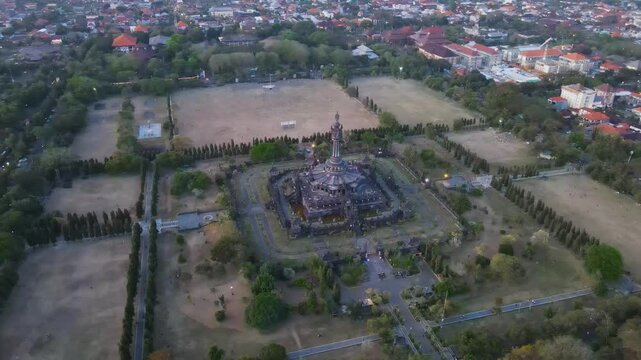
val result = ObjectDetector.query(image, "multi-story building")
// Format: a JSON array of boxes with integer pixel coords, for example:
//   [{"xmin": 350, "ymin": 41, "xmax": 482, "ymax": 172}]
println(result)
[
  {"xmin": 558, "ymin": 52, "xmax": 591, "ymax": 73},
  {"xmin": 465, "ymin": 42, "xmax": 501, "ymax": 67},
  {"xmin": 560, "ymin": 83, "xmax": 597, "ymax": 109},
  {"xmin": 410, "ymin": 27, "xmax": 447, "ymax": 47},
  {"xmin": 444, "ymin": 43, "xmax": 483, "ymax": 70},
  {"xmin": 518, "ymin": 48, "xmax": 563, "ymax": 68}
]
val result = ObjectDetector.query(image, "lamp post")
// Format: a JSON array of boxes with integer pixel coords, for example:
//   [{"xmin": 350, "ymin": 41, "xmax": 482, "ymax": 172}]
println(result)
[
  {"xmin": 628, "ymin": 150, "xmax": 634, "ymax": 164},
  {"xmin": 398, "ymin": 66, "xmax": 403, "ymax": 78}
]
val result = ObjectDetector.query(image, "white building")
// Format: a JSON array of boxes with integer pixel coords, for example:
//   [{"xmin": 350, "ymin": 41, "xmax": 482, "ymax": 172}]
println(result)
[
  {"xmin": 209, "ymin": 7, "xmax": 234, "ymax": 18},
  {"xmin": 558, "ymin": 52, "xmax": 591, "ymax": 74},
  {"xmin": 561, "ymin": 83, "xmax": 596, "ymax": 109},
  {"xmin": 352, "ymin": 45, "xmax": 379, "ymax": 60}
]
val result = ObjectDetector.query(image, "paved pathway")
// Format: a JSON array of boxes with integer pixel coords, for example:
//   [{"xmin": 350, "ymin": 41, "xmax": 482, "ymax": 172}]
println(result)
[
  {"xmin": 133, "ymin": 169, "xmax": 153, "ymax": 360},
  {"xmin": 436, "ymin": 288, "xmax": 592, "ymax": 327},
  {"xmin": 287, "ymin": 335, "xmax": 380, "ymax": 359}
]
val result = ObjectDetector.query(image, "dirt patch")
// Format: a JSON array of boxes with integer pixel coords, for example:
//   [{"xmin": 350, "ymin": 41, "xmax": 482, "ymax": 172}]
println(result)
[
  {"xmin": 70, "ymin": 97, "xmax": 122, "ymax": 159},
  {"xmin": 45, "ymin": 175, "xmax": 139, "ymax": 215},
  {"xmin": 0, "ymin": 238, "xmax": 130, "ymax": 360},
  {"xmin": 352, "ymin": 77, "xmax": 480, "ymax": 127},
  {"xmin": 447, "ymin": 128, "xmax": 537, "ymax": 166},
  {"xmin": 519, "ymin": 174, "xmax": 641, "ymax": 281},
  {"xmin": 154, "ymin": 224, "xmax": 368, "ymax": 359},
  {"xmin": 171, "ymin": 79, "xmax": 377, "ymax": 145}
]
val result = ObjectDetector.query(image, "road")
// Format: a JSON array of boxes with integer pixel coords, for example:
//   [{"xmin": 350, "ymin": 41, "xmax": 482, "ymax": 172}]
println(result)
[
  {"xmin": 133, "ymin": 169, "xmax": 154, "ymax": 360},
  {"xmin": 437, "ymin": 288, "xmax": 593, "ymax": 326},
  {"xmin": 287, "ymin": 334, "xmax": 380, "ymax": 359},
  {"xmin": 343, "ymin": 257, "xmax": 441, "ymax": 358}
]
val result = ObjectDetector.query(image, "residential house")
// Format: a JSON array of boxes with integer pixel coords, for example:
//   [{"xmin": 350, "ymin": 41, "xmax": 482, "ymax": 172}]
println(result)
[
  {"xmin": 558, "ymin": 52, "xmax": 591, "ymax": 73},
  {"xmin": 218, "ymin": 33, "xmax": 258, "ymax": 46},
  {"xmin": 633, "ymin": 107, "xmax": 641, "ymax": 119},
  {"xmin": 175, "ymin": 21, "xmax": 188, "ymax": 32},
  {"xmin": 600, "ymin": 60, "xmax": 623, "ymax": 72},
  {"xmin": 209, "ymin": 7, "xmax": 234, "ymax": 18},
  {"xmin": 579, "ymin": 109, "xmax": 609, "ymax": 124},
  {"xmin": 149, "ymin": 35, "xmax": 169, "ymax": 49},
  {"xmin": 112, "ymin": 33, "xmax": 137, "ymax": 53},
  {"xmin": 560, "ymin": 83, "xmax": 596, "ymax": 109},
  {"xmin": 382, "ymin": 26, "xmax": 414, "ymax": 46},
  {"xmin": 548, "ymin": 96, "xmax": 569, "ymax": 110},
  {"xmin": 595, "ymin": 83, "xmax": 616, "ymax": 108},
  {"xmin": 517, "ymin": 48, "xmax": 563, "ymax": 68}
]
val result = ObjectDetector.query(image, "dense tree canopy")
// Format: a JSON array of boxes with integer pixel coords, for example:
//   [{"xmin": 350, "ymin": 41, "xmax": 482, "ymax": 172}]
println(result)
[{"xmin": 585, "ymin": 244, "xmax": 624, "ymax": 281}]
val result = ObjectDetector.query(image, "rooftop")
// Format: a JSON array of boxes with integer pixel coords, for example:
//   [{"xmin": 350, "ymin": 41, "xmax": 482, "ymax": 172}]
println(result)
[
  {"xmin": 520, "ymin": 48, "xmax": 563, "ymax": 57},
  {"xmin": 112, "ymin": 33, "xmax": 137, "ymax": 47}
]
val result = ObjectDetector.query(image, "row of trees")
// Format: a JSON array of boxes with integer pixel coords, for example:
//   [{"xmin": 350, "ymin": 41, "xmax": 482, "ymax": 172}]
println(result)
[
  {"xmin": 496, "ymin": 164, "xmax": 546, "ymax": 178},
  {"xmin": 150, "ymin": 162, "xmax": 159, "ymax": 217},
  {"xmin": 452, "ymin": 117, "xmax": 487, "ymax": 131},
  {"xmin": 136, "ymin": 161, "xmax": 148, "ymax": 218},
  {"xmin": 144, "ymin": 220, "xmax": 158, "ymax": 357},
  {"xmin": 493, "ymin": 176, "xmax": 624, "ymax": 282},
  {"xmin": 117, "ymin": 98, "xmax": 138, "ymax": 154},
  {"xmin": 434, "ymin": 136, "xmax": 490, "ymax": 174},
  {"xmin": 119, "ymin": 223, "xmax": 142, "ymax": 360},
  {"xmin": 61, "ymin": 209, "xmax": 132, "ymax": 241}
]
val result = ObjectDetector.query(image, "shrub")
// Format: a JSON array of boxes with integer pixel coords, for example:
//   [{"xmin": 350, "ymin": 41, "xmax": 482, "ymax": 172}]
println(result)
[
  {"xmin": 215, "ymin": 310, "xmax": 226, "ymax": 322},
  {"xmin": 171, "ymin": 170, "xmax": 212, "ymax": 196},
  {"xmin": 245, "ymin": 292, "xmax": 288, "ymax": 330},
  {"xmin": 250, "ymin": 141, "xmax": 290, "ymax": 162},
  {"xmin": 584, "ymin": 244, "xmax": 623, "ymax": 281}
]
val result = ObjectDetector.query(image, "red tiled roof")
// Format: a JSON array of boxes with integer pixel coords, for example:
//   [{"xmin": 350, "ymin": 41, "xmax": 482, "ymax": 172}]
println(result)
[
  {"xmin": 548, "ymin": 96, "xmax": 567, "ymax": 102},
  {"xmin": 133, "ymin": 24, "xmax": 149, "ymax": 33},
  {"xmin": 520, "ymin": 48, "xmax": 563, "ymax": 57},
  {"xmin": 112, "ymin": 33, "xmax": 137, "ymax": 47},
  {"xmin": 469, "ymin": 43, "xmax": 497, "ymax": 55},
  {"xmin": 561, "ymin": 52, "xmax": 588, "ymax": 61},
  {"xmin": 596, "ymin": 123, "xmax": 629, "ymax": 136},
  {"xmin": 581, "ymin": 111, "xmax": 609, "ymax": 122},
  {"xmin": 445, "ymin": 43, "xmax": 478, "ymax": 57},
  {"xmin": 633, "ymin": 107, "xmax": 641, "ymax": 113},
  {"xmin": 600, "ymin": 61, "xmax": 622, "ymax": 71},
  {"xmin": 176, "ymin": 20, "xmax": 188, "ymax": 28}
]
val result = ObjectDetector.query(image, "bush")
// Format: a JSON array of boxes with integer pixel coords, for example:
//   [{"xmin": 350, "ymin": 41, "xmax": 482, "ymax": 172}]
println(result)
[
  {"xmin": 258, "ymin": 343, "xmax": 287, "ymax": 360},
  {"xmin": 156, "ymin": 150, "xmax": 193, "ymax": 168},
  {"xmin": 250, "ymin": 141, "xmax": 290, "ymax": 162},
  {"xmin": 170, "ymin": 170, "xmax": 212, "ymax": 196},
  {"xmin": 498, "ymin": 242, "xmax": 514, "ymax": 256},
  {"xmin": 105, "ymin": 153, "xmax": 142, "ymax": 174},
  {"xmin": 378, "ymin": 111, "xmax": 399, "ymax": 128},
  {"xmin": 215, "ymin": 310, "xmax": 226, "ymax": 322},
  {"xmin": 340, "ymin": 263, "xmax": 366, "ymax": 286}
]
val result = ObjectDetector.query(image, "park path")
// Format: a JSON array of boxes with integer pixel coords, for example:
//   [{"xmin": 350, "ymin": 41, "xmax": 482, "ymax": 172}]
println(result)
[
  {"xmin": 133, "ymin": 168, "xmax": 154, "ymax": 360},
  {"xmin": 287, "ymin": 334, "xmax": 380, "ymax": 359},
  {"xmin": 435, "ymin": 288, "xmax": 593, "ymax": 327}
]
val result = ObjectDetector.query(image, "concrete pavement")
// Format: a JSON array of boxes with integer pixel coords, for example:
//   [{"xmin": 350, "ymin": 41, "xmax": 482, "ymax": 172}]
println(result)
[
  {"xmin": 133, "ymin": 169, "xmax": 154, "ymax": 360},
  {"xmin": 287, "ymin": 334, "xmax": 380, "ymax": 359}
]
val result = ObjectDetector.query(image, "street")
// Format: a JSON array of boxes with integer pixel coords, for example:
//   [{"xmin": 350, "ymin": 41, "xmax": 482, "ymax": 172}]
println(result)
[{"xmin": 287, "ymin": 334, "xmax": 380, "ymax": 359}]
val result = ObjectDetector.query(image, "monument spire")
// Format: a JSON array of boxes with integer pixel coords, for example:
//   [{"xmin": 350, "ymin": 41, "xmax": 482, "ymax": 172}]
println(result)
[{"xmin": 331, "ymin": 112, "xmax": 343, "ymax": 159}]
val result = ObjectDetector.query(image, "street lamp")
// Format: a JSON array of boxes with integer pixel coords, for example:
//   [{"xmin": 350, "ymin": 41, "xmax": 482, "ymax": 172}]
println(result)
[
  {"xmin": 399, "ymin": 66, "xmax": 403, "ymax": 78},
  {"xmin": 628, "ymin": 150, "xmax": 634, "ymax": 164}
]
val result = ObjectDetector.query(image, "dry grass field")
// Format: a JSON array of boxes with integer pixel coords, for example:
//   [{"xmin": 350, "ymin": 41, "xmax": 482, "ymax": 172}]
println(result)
[
  {"xmin": 45, "ymin": 175, "xmax": 139, "ymax": 215},
  {"xmin": 70, "ymin": 97, "xmax": 122, "ymax": 159},
  {"xmin": 70, "ymin": 96, "xmax": 167, "ymax": 159},
  {"xmin": 153, "ymin": 224, "xmax": 368, "ymax": 359},
  {"xmin": 519, "ymin": 175, "xmax": 641, "ymax": 281},
  {"xmin": 447, "ymin": 129, "xmax": 537, "ymax": 166},
  {"xmin": 352, "ymin": 77, "xmax": 480, "ymax": 126},
  {"xmin": 0, "ymin": 238, "xmax": 130, "ymax": 360},
  {"xmin": 171, "ymin": 79, "xmax": 377, "ymax": 145}
]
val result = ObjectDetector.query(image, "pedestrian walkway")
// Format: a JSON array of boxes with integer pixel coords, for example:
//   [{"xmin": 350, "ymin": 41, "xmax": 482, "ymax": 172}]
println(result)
[
  {"xmin": 287, "ymin": 335, "xmax": 380, "ymax": 359},
  {"xmin": 437, "ymin": 288, "xmax": 592, "ymax": 327}
]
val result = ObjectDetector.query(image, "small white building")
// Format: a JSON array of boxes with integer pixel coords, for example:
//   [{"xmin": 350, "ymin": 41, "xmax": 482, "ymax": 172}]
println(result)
[{"xmin": 352, "ymin": 45, "xmax": 379, "ymax": 60}]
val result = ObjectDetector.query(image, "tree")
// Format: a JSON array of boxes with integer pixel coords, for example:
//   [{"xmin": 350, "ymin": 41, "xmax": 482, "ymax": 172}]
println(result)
[
  {"xmin": 258, "ymin": 343, "xmax": 287, "ymax": 360},
  {"xmin": 585, "ymin": 244, "xmax": 623, "ymax": 281},
  {"xmin": 252, "ymin": 271, "xmax": 276, "ymax": 295},
  {"xmin": 250, "ymin": 142, "xmax": 290, "ymax": 162},
  {"xmin": 537, "ymin": 335, "xmax": 594, "ymax": 360},
  {"xmin": 448, "ymin": 192, "xmax": 472, "ymax": 215},
  {"xmin": 490, "ymin": 254, "xmax": 525, "ymax": 281},
  {"xmin": 208, "ymin": 345, "xmax": 225, "ymax": 360},
  {"xmin": 378, "ymin": 112, "xmax": 399, "ymax": 128},
  {"xmin": 245, "ymin": 292, "xmax": 288, "ymax": 329},
  {"xmin": 215, "ymin": 309, "xmax": 226, "ymax": 322}
]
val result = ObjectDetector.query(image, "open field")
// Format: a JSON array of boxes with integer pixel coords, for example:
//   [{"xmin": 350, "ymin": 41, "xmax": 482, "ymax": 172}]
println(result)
[
  {"xmin": 352, "ymin": 77, "xmax": 480, "ymax": 127},
  {"xmin": 70, "ymin": 95, "xmax": 167, "ymax": 159},
  {"xmin": 171, "ymin": 79, "xmax": 377, "ymax": 145},
  {"xmin": 70, "ymin": 96, "xmax": 122, "ymax": 159},
  {"xmin": 45, "ymin": 174, "xmax": 139, "ymax": 215},
  {"xmin": 447, "ymin": 128, "xmax": 537, "ymax": 166},
  {"xmin": 445, "ymin": 188, "xmax": 591, "ymax": 313},
  {"xmin": 154, "ymin": 224, "xmax": 368, "ymax": 359},
  {"xmin": 0, "ymin": 237, "xmax": 130, "ymax": 359},
  {"xmin": 163, "ymin": 162, "xmax": 222, "ymax": 218},
  {"xmin": 519, "ymin": 174, "xmax": 641, "ymax": 281}
]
